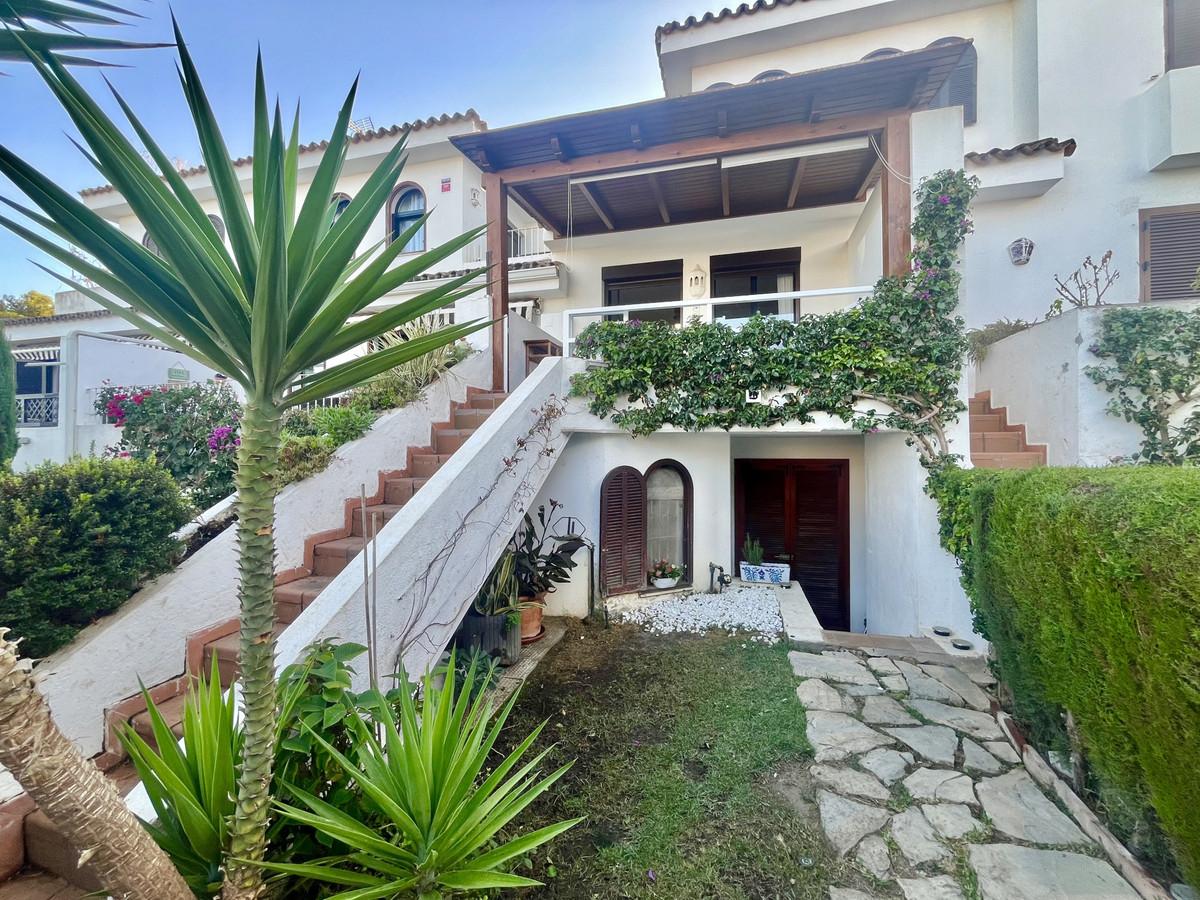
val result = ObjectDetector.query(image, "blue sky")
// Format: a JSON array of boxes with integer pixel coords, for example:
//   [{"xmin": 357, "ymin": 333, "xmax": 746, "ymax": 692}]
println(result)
[{"xmin": 0, "ymin": 0, "xmax": 705, "ymax": 297}]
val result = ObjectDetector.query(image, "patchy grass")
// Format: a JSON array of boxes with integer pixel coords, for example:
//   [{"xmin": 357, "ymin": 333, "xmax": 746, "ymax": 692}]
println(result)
[{"xmin": 500, "ymin": 621, "xmax": 859, "ymax": 898}]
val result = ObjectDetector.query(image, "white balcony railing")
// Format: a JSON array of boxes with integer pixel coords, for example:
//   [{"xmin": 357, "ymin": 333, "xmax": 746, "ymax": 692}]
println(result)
[
  {"xmin": 15, "ymin": 394, "xmax": 59, "ymax": 427},
  {"xmin": 463, "ymin": 224, "xmax": 551, "ymax": 267},
  {"xmin": 563, "ymin": 286, "xmax": 875, "ymax": 355}
]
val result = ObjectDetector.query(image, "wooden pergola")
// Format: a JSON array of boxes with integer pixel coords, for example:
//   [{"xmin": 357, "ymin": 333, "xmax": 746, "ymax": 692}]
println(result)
[{"xmin": 450, "ymin": 40, "xmax": 973, "ymax": 389}]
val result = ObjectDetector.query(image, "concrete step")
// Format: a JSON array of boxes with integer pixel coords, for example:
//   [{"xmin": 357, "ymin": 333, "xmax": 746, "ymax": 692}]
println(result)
[
  {"xmin": 350, "ymin": 503, "xmax": 406, "ymax": 536},
  {"xmin": 452, "ymin": 406, "xmax": 493, "ymax": 429},
  {"xmin": 410, "ymin": 453, "xmax": 453, "ymax": 479},
  {"xmin": 972, "ymin": 451, "xmax": 1043, "ymax": 469},
  {"xmin": 433, "ymin": 427, "xmax": 474, "ymax": 454},
  {"xmin": 384, "ymin": 476, "xmax": 428, "ymax": 505},
  {"xmin": 312, "ymin": 535, "xmax": 366, "ymax": 576},
  {"xmin": 274, "ymin": 575, "xmax": 333, "ymax": 622},
  {"xmin": 969, "ymin": 412, "xmax": 1003, "ymax": 432},
  {"xmin": 466, "ymin": 391, "xmax": 506, "ymax": 410},
  {"xmin": 973, "ymin": 431, "xmax": 1023, "ymax": 453},
  {"xmin": 202, "ymin": 622, "xmax": 287, "ymax": 686}
]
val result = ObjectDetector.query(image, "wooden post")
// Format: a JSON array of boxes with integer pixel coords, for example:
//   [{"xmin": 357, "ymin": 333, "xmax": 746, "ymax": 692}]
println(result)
[
  {"xmin": 484, "ymin": 173, "xmax": 509, "ymax": 391},
  {"xmin": 881, "ymin": 114, "xmax": 912, "ymax": 277}
]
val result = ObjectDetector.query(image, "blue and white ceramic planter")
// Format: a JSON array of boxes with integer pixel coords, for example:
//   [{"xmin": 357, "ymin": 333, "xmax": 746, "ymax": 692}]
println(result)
[{"xmin": 739, "ymin": 561, "xmax": 791, "ymax": 585}]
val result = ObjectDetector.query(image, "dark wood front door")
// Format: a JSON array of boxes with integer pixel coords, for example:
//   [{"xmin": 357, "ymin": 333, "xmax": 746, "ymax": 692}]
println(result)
[{"xmin": 735, "ymin": 459, "xmax": 850, "ymax": 631}]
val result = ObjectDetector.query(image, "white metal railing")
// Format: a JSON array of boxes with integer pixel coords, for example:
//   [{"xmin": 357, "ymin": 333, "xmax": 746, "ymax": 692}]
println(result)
[
  {"xmin": 15, "ymin": 394, "xmax": 59, "ymax": 427},
  {"xmin": 463, "ymin": 224, "xmax": 552, "ymax": 267},
  {"xmin": 563, "ymin": 286, "xmax": 875, "ymax": 354}
]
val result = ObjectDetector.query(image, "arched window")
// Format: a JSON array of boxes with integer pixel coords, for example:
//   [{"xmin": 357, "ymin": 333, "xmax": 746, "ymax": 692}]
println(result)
[
  {"xmin": 705, "ymin": 81, "xmax": 734, "ymax": 91},
  {"xmin": 331, "ymin": 192, "xmax": 352, "ymax": 225},
  {"xmin": 751, "ymin": 69, "xmax": 789, "ymax": 82},
  {"xmin": 928, "ymin": 38, "xmax": 978, "ymax": 125},
  {"xmin": 141, "ymin": 230, "xmax": 162, "ymax": 258},
  {"xmin": 645, "ymin": 460, "xmax": 693, "ymax": 582},
  {"xmin": 861, "ymin": 47, "xmax": 903, "ymax": 60},
  {"xmin": 208, "ymin": 214, "xmax": 225, "ymax": 241},
  {"xmin": 388, "ymin": 185, "xmax": 426, "ymax": 251}
]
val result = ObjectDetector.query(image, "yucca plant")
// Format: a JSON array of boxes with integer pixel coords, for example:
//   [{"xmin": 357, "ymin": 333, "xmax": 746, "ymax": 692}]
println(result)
[
  {"xmin": 256, "ymin": 656, "xmax": 582, "ymax": 898},
  {"xmin": 120, "ymin": 662, "xmax": 242, "ymax": 898},
  {"xmin": 0, "ymin": 23, "xmax": 489, "ymax": 897},
  {"xmin": 0, "ymin": 0, "xmax": 166, "ymax": 65}
]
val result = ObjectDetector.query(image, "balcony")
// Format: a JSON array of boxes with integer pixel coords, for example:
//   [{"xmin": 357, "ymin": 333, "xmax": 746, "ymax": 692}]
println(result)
[
  {"xmin": 463, "ymin": 224, "xmax": 552, "ymax": 267},
  {"xmin": 563, "ymin": 285, "xmax": 875, "ymax": 355},
  {"xmin": 15, "ymin": 394, "xmax": 59, "ymax": 427}
]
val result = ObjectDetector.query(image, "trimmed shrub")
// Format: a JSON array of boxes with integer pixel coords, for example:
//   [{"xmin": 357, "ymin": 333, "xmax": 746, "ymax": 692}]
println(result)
[
  {"xmin": 277, "ymin": 435, "xmax": 336, "ymax": 486},
  {"xmin": 0, "ymin": 457, "xmax": 190, "ymax": 657},
  {"xmin": 0, "ymin": 327, "xmax": 16, "ymax": 469},
  {"xmin": 933, "ymin": 466, "xmax": 1200, "ymax": 881}
]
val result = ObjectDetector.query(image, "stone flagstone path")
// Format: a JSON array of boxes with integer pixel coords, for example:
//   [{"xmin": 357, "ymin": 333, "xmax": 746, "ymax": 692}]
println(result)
[{"xmin": 789, "ymin": 647, "xmax": 1142, "ymax": 899}]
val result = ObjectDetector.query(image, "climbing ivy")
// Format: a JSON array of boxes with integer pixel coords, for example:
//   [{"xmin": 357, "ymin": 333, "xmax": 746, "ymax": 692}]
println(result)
[
  {"xmin": 570, "ymin": 169, "xmax": 978, "ymax": 464},
  {"xmin": 1084, "ymin": 305, "xmax": 1200, "ymax": 464}
]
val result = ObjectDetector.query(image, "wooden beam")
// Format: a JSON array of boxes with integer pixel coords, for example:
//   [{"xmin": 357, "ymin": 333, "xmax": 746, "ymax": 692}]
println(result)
[
  {"xmin": 492, "ymin": 110, "xmax": 896, "ymax": 185},
  {"xmin": 509, "ymin": 186, "xmax": 564, "ymax": 237},
  {"xmin": 786, "ymin": 157, "xmax": 808, "ymax": 208},
  {"xmin": 854, "ymin": 156, "xmax": 882, "ymax": 201},
  {"xmin": 577, "ymin": 182, "xmax": 616, "ymax": 230},
  {"xmin": 648, "ymin": 172, "xmax": 670, "ymax": 224},
  {"xmin": 484, "ymin": 173, "xmax": 509, "ymax": 391},
  {"xmin": 880, "ymin": 113, "xmax": 912, "ymax": 277},
  {"xmin": 720, "ymin": 168, "xmax": 731, "ymax": 216}
]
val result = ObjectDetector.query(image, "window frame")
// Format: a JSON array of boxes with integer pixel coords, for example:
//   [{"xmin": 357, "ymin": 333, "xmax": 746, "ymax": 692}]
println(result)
[
  {"xmin": 1139, "ymin": 202, "xmax": 1200, "ymax": 301},
  {"xmin": 387, "ymin": 183, "xmax": 427, "ymax": 251},
  {"xmin": 1167, "ymin": 0, "xmax": 1200, "ymax": 71},
  {"xmin": 644, "ymin": 459, "xmax": 694, "ymax": 585},
  {"xmin": 331, "ymin": 192, "xmax": 352, "ymax": 225}
]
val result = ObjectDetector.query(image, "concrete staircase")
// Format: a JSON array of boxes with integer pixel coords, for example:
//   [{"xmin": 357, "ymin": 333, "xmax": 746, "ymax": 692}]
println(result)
[
  {"xmin": 16, "ymin": 388, "xmax": 507, "ymax": 887},
  {"xmin": 969, "ymin": 391, "xmax": 1046, "ymax": 469}
]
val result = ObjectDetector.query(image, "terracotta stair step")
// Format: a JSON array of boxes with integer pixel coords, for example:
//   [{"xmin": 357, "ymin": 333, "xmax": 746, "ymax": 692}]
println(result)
[
  {"xmin": 384, "ymin": 476, "xmax": 428, "ymax": 505},
  {"xmin": 971, "ymin": 431, "xmax": 1023, "ymax": 453},
  {"xmin": 452, "ymin": 406, "xmax": 493, "ymax": 429},
  {"xmin": 466, "ymin": 391, "xmax": 507, "ymax": 410},
  {"xmin": 312, "ymin": 535, "xmax": 366, "ymax": 576},
  {"xmin": 349, "ymin": 503, "xmax": 406, "ymax": 537},
  {"xmin": 972, "ymin": 451, "xmax": 1044, "ymax": 470},
  {"xmin": 969, "ymin": 413, "xmax": 1004, "ymax": 432},
  {"xmin": 275, "ymin": 575, "xmax": 333, "ymax": 622},
  {"xmin": 127, "ymin": 692, "xmax": 187, "ymax": 748},
  {"xmin": 410, "ymin": 453, "xmax": 453, "ymax": 478},
  {"xmin": 968, "ymin": 397, "xmax": 988, "ymax": 415},
  {"xmin": 202, "ymin": 622, "xmax": 287, "ymax": 686},
  {"xmin": 433, "ymin": 427, "xmax": 475, "ymax": 454}
]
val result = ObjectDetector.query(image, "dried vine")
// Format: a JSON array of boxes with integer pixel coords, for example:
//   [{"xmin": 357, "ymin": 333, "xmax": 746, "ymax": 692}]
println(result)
[{"xmin": 569, "ymin": 169, "xmax": 978, "ymax": 466}]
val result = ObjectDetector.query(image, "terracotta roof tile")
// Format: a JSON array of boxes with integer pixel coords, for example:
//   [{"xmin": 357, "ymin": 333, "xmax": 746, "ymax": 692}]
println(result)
[
  {"xmin": 965, "ymin": 137, "xmax": 1077, "ymax": 164},
  {"xmin": 1, "ymin": 308, "xmax": 114, "ymax": 327},
  {"xmin": 79, "ymin": 110, "xmax": 486, "ymax": 198},
  {"xmin": 657, "ymin": 0, "xmax": 814, "ymax": 44}
]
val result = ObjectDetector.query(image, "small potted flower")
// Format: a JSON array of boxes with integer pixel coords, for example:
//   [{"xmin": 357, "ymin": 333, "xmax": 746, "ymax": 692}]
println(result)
[
  {"xmin": 649, "ymin": 559, "xmax": 683, "ymax": 590},
  {"xmin": 739, "ymin": 533, "xmax": 790, "ymax": 584},
  {"xmin": 512, "ymin": 500, "xmax": 587, "ymax": 644}
]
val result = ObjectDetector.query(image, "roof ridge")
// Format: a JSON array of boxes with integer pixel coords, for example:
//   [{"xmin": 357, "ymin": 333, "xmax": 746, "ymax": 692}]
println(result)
[
  {"xmin": 656, "ymin": 0, "xmax": 813, "ymax": 46},
  {"xmin": 79, "ymin": 109, "xmax": 487, "ymax": 198}
]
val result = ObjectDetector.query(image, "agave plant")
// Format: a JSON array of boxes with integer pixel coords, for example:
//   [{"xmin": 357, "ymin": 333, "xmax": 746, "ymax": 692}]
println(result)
[
  {"xmin": 0, "ymin": 23, "xmax": 488, "ymax": 896},
  {"xmin": 0, "ymin": 0, "xmax": 166, "ymax": 65},
  {"xmin": 257, "ymin": 656, "xmax": 582, "ymax": 898},
  {"xmin": 120, "ymin": 662, "xmax": 242, "ymax": 898}
]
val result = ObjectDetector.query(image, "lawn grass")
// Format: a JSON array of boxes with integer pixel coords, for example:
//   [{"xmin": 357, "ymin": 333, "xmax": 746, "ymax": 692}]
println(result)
[{"xmin": 500, "ymin": 621, "xmax": 858, "ymax": 898}]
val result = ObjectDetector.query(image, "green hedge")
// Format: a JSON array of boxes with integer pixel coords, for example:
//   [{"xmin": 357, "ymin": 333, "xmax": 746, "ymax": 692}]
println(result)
[
  {"xmin": 0, "ymin": 457, "xmax": 190, "ymax": 658},
  {"xmin": 932, "ymin": 465, "xmax": 1200, "ymax": 881}
]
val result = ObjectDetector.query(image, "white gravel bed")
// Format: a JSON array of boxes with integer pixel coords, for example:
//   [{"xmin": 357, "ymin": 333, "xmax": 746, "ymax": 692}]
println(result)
[{"xmin": 609, "ymin": 584, "xmax": 784, "ymax": 642}]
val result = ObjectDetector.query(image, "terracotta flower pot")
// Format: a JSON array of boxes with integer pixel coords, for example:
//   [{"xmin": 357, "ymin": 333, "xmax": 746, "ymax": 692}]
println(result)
[{"xmin": 520, "ymin": 595, "xmax": 546, "ymax": 644}]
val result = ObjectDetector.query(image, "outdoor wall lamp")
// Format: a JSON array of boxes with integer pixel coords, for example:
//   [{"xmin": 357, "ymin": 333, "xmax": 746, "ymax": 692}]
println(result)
[{"xmin": 1008, "ymin": 237, "xmax": 1035, "ymax": 266}]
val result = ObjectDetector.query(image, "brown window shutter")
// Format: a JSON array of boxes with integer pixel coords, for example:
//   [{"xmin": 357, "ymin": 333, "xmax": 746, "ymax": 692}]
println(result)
[
  {"xmin": 1168, "ymin": 0, "xmax": 1200, "ymax": 70},
  {"xmin": 1141, "ymin": 205, "xmax": 1200, "ymax": 301},
  {"xmin": 600, "ymin": 466, "xmax": 646, "ymax": 595},
  {"xmin": 928, "ymin": 39, "xmax": 977, "ymax": 125}
]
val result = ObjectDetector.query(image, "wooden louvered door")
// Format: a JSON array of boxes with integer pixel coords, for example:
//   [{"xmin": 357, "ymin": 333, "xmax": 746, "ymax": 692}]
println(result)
[
  {"xmin": 735, "ymin": 459, "xmax": 850, "ymax": 631},
  {"xmin": 1141, "ymin": 205, "xmax": 1200, "ymax": 301},
  {"xmin": 1168, "ymin": 0, "xmax": 1200, "ymax": 70},
  {"xmin": 600, "ymin": 466, "xmax": 646, "ymax": 596}
]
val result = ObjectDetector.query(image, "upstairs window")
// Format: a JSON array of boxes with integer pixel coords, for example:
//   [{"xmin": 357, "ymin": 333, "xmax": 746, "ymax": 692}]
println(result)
[
  {"xmin": 1140, "ymin": 204, "xmax": 1200, "ymax": 301},
  {"xmin": 331, "ymin": 193, "xmax": 352, "ymax": 225},
  {"xmin": 928, "ymin": 38, "xmax": 978, "ymax": 125},
  {"xmin": 141, "ymin": 231, "xmax": 162, "ymax": 258},
  {"xmin": 751, "ymin": 69, "xmax": 789, "ymax": 82},
  {"xmin": 208, "ymin": 214, "xmax": 225, "ymax": 241},
  {"xmin": 388, "ymin": 185, "xmax": 426, "ymax": 251},
  {"xmin": 1168, "ymin": 0, "xmax": 1200, "ymax": 69}
]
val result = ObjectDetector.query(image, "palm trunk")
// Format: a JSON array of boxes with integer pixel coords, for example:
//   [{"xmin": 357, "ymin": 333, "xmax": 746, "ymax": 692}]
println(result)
[
  {"xmin": 0, "ymin": 632, "xmax": 192, "ymax": 900},
  {"xmin": 224, "ymin": 399, "xmax": 282, "ymax": 899}
]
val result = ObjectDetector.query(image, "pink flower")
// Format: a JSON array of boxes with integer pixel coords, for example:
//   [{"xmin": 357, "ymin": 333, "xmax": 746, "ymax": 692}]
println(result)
[{"xmin": 938, "ymin": 194, "xmax": 951, "ymax": 205}]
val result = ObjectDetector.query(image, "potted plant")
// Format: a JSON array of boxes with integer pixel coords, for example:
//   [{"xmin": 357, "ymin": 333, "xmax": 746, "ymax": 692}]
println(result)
[
  {"xmin": 739, "ymin": 533, "xmax": 791, "ymax": 584},
  {"xmin": 512, "ymin": 500, "xmax": 587, "ymax": 643},
  {"xmin": 464, "ymin": 550, "xmax": 522, "ymax": 665},
  {"xmin": 649, "ymin": 558, "xmax": 683, "ymax": 590}
]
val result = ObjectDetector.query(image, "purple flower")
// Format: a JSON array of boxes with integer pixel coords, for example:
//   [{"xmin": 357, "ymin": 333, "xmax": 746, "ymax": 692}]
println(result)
[{"xmin": 938, "ymin": 194, "xmax": 951, "ymax": 205}]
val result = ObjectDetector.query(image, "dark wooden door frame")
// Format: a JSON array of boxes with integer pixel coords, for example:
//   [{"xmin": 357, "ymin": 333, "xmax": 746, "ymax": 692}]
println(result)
[{"xmin": 733, "ymin": 458, "xmax": 851, "ymax": 630}]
